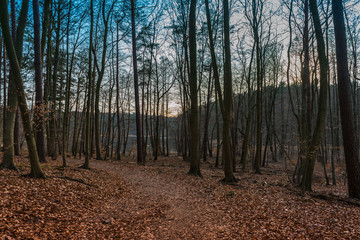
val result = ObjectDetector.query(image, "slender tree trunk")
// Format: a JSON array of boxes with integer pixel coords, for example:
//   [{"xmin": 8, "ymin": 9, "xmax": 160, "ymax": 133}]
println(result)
[
  {"xmin": 105, "ymin": 79, "xmax": 114, "ymax": 160},
  {"xmin": 215, "ymin": 94, "xmax": 220, "ymax": 168},
  {"xmin": 13, "ymin": 108, "xmax": 20, "ymax": 155},
  {"xmin": 48, "ymin": 0, "xmax": 62, "ymax": 160},
  {"xmin": 11, "ymin": 0, "xmax": 20, "ymax": 157},
  {"xmin": 241, "ymin": 44, "xmax": 255, "ymax": 170},
  {"xmin": 222, "ymin": 0, "xmax": 236, "ymax": 182},
  {"xmin": 298, "ymin": 0, "xmax": 311, "ymax": 181},
  {"xmin": 131, "ymin": 0, "xmax": 144, "ymax": 165},
  {"xmin": 0, "ymin": 37, "xmax": 2, "ymax": 147},
  {"xmin": 300, "ymin": 0, "xmax": 328, "ymax": 191},
  {"xmin": 41, "ymin": 0, "xmax": 51, "ymax": 57},
  {"xmin": 204, "ymin": 0, "xmax": 224, "ymax": 114},
  {"xmin": 61, "ymin": 0, "xmax": 73, "ymax": 167},
  {"xmin": 44, "ymin": 9, "xmax": 52, "ymax": 157},
  {"xmin": 94, "ymin": 1, "xmax": 112, "ymax": 160},
  {"xmin": 33, "ymin": 0, "xmax": 47, "ymax": 163},
  {"xmin": 115, "ymin": 21, "xmax": 121, "ymax": 160},
  {"xmin": 202, "ymin": 67, "xmax": 213, "ymax": 162},
  {"xmin": 188, "ymin": 0, "xmax": 201, "ymax": 176},
  {"xmin": 2, "ymin": 30, "xmax": 6, "ymax": 151},
  {"xmin": 253, "ymin": 0, "xmax": 262, "ymax": 174},
  {"xmin": 71, "ymin": 73, "xmax": 81, "ymax": 157},
  {"xmin": 82, "ymin": 0, "xmax": 94, "ymax": 169},
  {"xmin": 165, "ymin": 92, "xmax": 169, "ymax": 156}
]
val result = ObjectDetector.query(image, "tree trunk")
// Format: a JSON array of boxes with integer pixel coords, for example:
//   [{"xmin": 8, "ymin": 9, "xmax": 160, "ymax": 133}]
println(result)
[
  {"xmin": 188, "ymin": 0, "xmax": 201, "ymax": 176},
  {"xmin": 33, "ymin": 0, "xmax": 47, "ymax": 163},
  {"xmin": 300, "ymin": 0, "xmax": 328, "ymax": 191},
  {"xmin": 222, "ymin": 0, "xmax": 236, "ymax": 182},
  {"xmin": 115, "ymin": 21, "xmax": 121, "ymax": 160},
  {"xmin": 71, "ymin": 70, "xmax": 81, "ymax": 157},
  {"xmin": 202, "ymin": 67, "xmax": 213, "ymax": 162},
  {"xmin": 13, "ymin": 108, "xmax": 20, "ymax": 155},
  {"xmin": 332, "ymin": 0, "xmax": 360, "ymax": 199},
  {"xmin": 48, "ymin": 0, "xmax": 62, "ymax": 161},
  {"xmin": 0, "ymin": 0, "xmax": 45, "ymax": 177},
  {"xmin": 2, "ymin": 30, "xmax": 6, "ymax": 151},
  {"xmin": 82, "ymin": 0, "xmax": 94, "ymax": 169},
  {"xmin": 253, "ymin": 0, "xmax": 262, "ymax": 174},
  {"xmin": 298, "ymin": 0, "xmax": 311, "ymax": 180},
  {"xmin": 131, "ymin": 0, "xmax": 144, "ymax": 165},
  {"xmin": 11, "ymin": 0, "xmax": 20, "ymax": 157},
  {"xmin": 1, "ymin": 0, "xmax": 29, "ymax": 170}
]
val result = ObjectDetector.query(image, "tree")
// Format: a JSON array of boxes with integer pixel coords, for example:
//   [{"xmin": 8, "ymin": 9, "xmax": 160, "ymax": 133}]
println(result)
[
  {"xmin": 0, "ymin": 0, "xmax": 45, "ymax": 178},
  {"xmin": 82, "ymin": 0, "xmax": 94, "ymax": 169},
  {"xmin": 188, "ymin": 0, "xmax": 201, "ymax": 176},
  {"xmin": 48, "ymin": 0, "xmax": 63, "ymax": 161},
  {"xmin": 0, "ymin": 0, "xmax": 23, "ymax": 170},
  {"xmin": 222, "ymin": 0, "xmax": 236, "ymax": 182},
  {"xmin": 33, "ymin": 0, "xmax": 47, "ymax": 163},
  {"xmin": 131, "ymin": 0, "xmax": 144, "ymax": 165},
  {"xmin": 115, "ymin": 20, "xmax": 121, "ymax": 161},
  {"xmin": 240, "ymin": 43, "xmax": 255, "ymax": 170},
  {"xmin": 332, "ymin": 0, "xmax": 360, "ymax": 199},
  {"xmin": 251, "ymin": 0, "xmax": 263, "ymax": 174},
  {"xmin": 300, "ymin": 0, "xmax": 328, "ymax": 191},
  {"xmin": 93, "ymin": 0, "xmax": 117, "ymax": 160}
]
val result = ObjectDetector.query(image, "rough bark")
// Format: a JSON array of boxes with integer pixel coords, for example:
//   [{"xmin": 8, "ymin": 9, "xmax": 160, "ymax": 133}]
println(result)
[{"xmin": 332, "ymin": 0, "xmax": 360, "ymax": 199}]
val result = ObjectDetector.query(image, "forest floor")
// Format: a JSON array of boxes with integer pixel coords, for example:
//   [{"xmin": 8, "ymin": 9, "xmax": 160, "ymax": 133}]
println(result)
[{"xmin": 0, "ymin": 154, "xmax": 360, "ymax": 239}]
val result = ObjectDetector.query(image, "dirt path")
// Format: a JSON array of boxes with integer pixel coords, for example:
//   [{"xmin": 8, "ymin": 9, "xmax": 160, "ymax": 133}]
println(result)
[
  {"xmin": 63, "ymin": 157, "xmax": 360, "ymax": 239},
  {"xmin": 80, "ymin": 158, "xmax": 231, "ymax": 239},
  {"xmin": 2, "ymin": 155, "xmax": 360, "ymax": 239}
]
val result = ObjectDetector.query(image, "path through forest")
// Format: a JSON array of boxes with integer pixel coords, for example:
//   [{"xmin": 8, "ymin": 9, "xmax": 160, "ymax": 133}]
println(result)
[
  {"xmin": 70, "ymin": 157, "xmax": 360, "ymax": 239},
  {"xmin": 1, "ymin": 156, "xmax": 360, "ymax": 239},
  {"xmin": 73, "ymin": 157, "xmax": 233, "ymax": 239}
]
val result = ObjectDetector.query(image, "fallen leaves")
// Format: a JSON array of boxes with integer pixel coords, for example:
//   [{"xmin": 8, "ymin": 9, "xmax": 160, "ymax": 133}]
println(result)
[{"xmin": 0, "ymin": 155, "xmax": 360, "ymax": 239}]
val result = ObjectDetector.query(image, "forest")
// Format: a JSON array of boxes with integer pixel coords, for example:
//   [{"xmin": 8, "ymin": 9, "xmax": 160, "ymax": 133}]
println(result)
[{"xmin": 0, "ymin": 0, "xmax": 360, "ymax": 238}]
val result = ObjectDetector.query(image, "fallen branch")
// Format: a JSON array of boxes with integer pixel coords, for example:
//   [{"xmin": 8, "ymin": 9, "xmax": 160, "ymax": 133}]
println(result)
[
  {"xmin": 309, "ymin": 192, "xmax": 360, "ymax": 207},
  {"xmin": 51, "ymin": 176, "xmax": 98, "ymax": 188},
  {"xmin": 285, "ymin": 185, "xmax": 360, "ymax": 207}
]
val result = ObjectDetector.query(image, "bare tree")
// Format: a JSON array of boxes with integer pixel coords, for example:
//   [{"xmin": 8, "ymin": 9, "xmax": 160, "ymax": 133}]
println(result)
[
  {"xmin": 332, "ymin": 0, "xmax": 360, "ymax": 199},
  {"xmin": 82, "ymin": 0, "xmax": 94, "ymax": 169},
  {"xmin": 222, "ymin": 0, "xmax": 236, "ymax": 182},
  {"xmin": 131, "ymin": 0, "xmax": 144, "ymax": 165},
  {"xmin": 33, "ymin": 0, "xmax": 47, "ymax": 163},
  {"xmin": 188, "ymin": 0, "xmax": 201, "ymax": 176},
  {"xmin": 300, "ymin": 0, "xmax": 328, "ymax": 191}
]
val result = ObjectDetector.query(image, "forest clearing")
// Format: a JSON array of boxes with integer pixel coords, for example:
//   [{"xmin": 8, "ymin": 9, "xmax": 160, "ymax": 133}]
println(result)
[{"xmin": 0, "ymin": 155, "xmax": 359, "ymax": 239}]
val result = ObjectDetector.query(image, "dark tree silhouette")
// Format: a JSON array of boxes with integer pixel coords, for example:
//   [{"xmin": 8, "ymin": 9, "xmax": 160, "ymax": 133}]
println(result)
[{"xmin": 332, "ymin": 0, "xmax": 360, "ymax": 199}]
